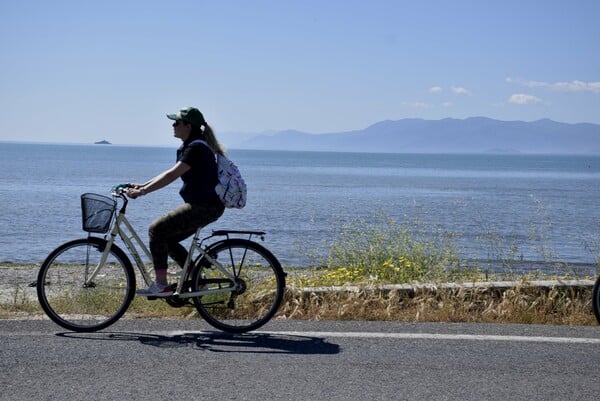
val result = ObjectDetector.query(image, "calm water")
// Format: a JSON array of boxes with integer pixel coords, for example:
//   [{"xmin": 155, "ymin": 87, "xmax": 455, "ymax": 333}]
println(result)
[{"xmin": 1, "ymin": 142, "xmax": 599, "ymax": 275}]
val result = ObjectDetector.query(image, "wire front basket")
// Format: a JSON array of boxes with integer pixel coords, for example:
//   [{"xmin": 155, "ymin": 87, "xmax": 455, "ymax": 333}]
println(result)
[{"xmin": 81, "ymin": 193, "xmax": 117, "ymax": 233}]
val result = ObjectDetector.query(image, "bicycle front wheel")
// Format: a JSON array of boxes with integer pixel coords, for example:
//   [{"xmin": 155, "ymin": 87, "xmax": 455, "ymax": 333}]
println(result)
[
  {"xmin": 37, "ymin": 237, "xmax": 135, "ymax": 332},
  {"xmin": 191, "ymin": 239, "xmax": 286, "ymax": 333},
  {"xmin": 593, "ymin": 275, "xmax": 600, "ymax": 324}
]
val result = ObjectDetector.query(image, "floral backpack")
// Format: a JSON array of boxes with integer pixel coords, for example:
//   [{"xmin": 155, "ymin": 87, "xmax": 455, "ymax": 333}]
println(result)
[{"xmin": 192, "ymin": 140, "xmax": 247, "ymax": 209}]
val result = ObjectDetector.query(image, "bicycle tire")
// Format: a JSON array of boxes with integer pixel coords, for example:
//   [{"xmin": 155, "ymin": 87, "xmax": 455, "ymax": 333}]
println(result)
[
  {"xmin": 593, "ymin": 275, "xmax": 600, "ymax": 324},
  {"xmin": 37, "ymin": 237, "xmax": 136, "ymax": 332},
  {"xmin": 191, "ymin": 238, "xmax": 286, "ymax": 333}
]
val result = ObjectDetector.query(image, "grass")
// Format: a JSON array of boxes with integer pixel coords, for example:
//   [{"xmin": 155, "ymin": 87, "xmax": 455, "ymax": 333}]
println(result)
[
  {"xmin": 1, "ymin": 277, "xmax": 597, "ymax": 326},
  {"xmin": 1, "ymin": 214, "xmax": 599, "ymax": 325},
  {"xmin": 278, "ymin": 282, "xmax": 595, "ymax": 325},
  {"xmin": 277, "ymin": 214, "xmax": 598, "ymax": 326}
]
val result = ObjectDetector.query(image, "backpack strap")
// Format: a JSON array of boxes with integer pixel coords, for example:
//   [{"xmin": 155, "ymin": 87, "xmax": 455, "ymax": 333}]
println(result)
[
  {"xmin": 189, "ymin": 139, "xmax": 214, "ymax": 153},
  {"xmin": 189, "ymin": 139, "xmax": 218, "ymax": 163}
]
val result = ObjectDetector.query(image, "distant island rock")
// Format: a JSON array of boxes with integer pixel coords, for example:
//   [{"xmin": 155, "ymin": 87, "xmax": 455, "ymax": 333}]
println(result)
[{"xmin": 94, "ymin": 140, "xmax": 111, "ymax": 145}]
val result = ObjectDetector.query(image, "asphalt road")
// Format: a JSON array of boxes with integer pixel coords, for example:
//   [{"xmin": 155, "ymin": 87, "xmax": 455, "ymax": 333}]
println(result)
[{"xmin": 2, "ymin": 319, "xmax": 600, "ymax": 401}]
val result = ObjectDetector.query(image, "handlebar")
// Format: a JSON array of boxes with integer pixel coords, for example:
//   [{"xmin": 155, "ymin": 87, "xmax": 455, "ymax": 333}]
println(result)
[
  {"xmin": 111, "ymin": 183, "xmax": 133, "ymax": 197},
  {"xmin": 111, "ymin": 183, "xmax": 134, "ymax": 213}
]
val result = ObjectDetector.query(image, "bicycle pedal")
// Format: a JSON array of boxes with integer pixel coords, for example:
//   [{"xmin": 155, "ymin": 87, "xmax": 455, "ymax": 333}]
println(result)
[{"xmin": 147, "ymin": 296, "xmax": 158, "ymax": 301}]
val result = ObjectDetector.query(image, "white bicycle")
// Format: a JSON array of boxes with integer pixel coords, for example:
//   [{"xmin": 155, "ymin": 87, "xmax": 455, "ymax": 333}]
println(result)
[{"xmin": 36, "ymin": 184, "xmax": 286, "ymax": 333}]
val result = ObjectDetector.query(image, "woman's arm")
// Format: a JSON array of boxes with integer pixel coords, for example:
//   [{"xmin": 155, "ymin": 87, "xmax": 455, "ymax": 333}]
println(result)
[{"xmin": 127, "ymin": 161, "xmax": 191, "ymax": 199}]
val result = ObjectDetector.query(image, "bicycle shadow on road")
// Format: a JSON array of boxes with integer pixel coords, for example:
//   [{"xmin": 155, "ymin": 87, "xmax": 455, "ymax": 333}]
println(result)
[{"xmin": 57, "ymin": 331, "xmax": 341, "ymax": 355}]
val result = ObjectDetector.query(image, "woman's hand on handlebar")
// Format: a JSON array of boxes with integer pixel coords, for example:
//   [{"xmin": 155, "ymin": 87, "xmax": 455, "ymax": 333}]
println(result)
[
  {"xmin": 125, "ymin": 183, "xmax": 146, "ymax": 199},
  {"xmin": 112, "ymin": 183, "xmax": 140, "ymax": 199}
]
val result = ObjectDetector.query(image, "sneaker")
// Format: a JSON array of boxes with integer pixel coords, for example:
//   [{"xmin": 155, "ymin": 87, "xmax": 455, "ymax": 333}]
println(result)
[{"xmin": 136, "ymin": 282, "xmax": 173, "ymax": 297}]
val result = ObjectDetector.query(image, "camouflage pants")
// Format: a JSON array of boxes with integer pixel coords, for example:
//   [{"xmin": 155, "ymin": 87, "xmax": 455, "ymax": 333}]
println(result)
[{"xmin": 148, "ymin": 201, "xmax": 225, "ymax": 271}]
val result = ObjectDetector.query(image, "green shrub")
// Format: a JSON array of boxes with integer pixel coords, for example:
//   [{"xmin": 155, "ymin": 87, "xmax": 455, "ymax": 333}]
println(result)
[{"xmin": 322, "ymin": 214, "xmax": 462, "ymax": 285}]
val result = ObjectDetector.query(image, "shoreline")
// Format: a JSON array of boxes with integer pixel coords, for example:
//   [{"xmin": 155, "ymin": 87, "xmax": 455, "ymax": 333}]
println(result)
[{"xmin": 2, "ymin": 262, "xmax": 595, "ymax": 302}]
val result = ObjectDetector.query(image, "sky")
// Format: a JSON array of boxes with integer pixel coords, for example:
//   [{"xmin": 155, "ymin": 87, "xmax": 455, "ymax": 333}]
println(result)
[{"xmin": 1, "ymin": 0, "xmax": 599, "ymax": 146}]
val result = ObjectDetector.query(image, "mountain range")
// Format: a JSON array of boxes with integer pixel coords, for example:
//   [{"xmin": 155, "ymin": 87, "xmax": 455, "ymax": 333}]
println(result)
[{"xmin": 225, "ymin": 117, "xmax": 600, "ymax": 154}]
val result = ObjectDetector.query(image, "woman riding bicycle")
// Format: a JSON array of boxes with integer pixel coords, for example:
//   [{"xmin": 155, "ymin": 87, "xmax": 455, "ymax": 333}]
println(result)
[{"xmin": 127, "ymin": 106, "xmax": 225, "ymax": 297}]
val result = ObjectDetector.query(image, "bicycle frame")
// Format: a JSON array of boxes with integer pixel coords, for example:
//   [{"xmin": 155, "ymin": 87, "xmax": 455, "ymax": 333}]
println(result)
[{"xmin": 90, "ymin": 194, "xmax": 239, "ymax": 299}]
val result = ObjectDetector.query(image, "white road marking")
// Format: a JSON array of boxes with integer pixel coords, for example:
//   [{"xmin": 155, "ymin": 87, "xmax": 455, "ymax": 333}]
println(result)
[
  {"xmin": 254, "ymin": 331, "xmax": 600, "ymax": 345},
  {"xmin": 5, "ymin": 328, "xmax": 599, "ymax": 345}
]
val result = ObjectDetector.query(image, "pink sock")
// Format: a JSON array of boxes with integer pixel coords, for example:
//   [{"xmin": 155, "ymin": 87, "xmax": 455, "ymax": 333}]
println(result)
[{"xmin": 155, "ymin": 269, "xmax": 168, "ymax": 286}]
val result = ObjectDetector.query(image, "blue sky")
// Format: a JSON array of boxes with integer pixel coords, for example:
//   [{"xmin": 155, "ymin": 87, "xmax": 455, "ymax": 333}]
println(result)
[{"xmin": 1, "ymin": 0, "xmax": 599, "ymax": 146}]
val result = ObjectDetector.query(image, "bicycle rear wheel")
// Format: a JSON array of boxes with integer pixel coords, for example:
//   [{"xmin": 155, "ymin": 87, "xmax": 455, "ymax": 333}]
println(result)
[
  {"xmin": 37, "ymin": 237, "xmax": 135, "ymax": 332},
  {"xmin": 191, "ymin": 238, "xmax": 286, "ymax": 333},
  {"xmin": 593, "ymin": 275, "xmax": 600, "ymax": 324}
]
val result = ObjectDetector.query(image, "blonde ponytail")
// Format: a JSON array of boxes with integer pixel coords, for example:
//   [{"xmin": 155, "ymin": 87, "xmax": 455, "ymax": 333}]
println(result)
[{"xmin": 202, "ymin": 124, "xmax": 225, "ymax": 156}]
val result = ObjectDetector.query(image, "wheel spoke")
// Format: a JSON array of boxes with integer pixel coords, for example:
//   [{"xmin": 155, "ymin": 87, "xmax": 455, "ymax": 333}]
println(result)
[{"xmin": 593, "ymin": 277, "xmax": 600, "ymax": 324}]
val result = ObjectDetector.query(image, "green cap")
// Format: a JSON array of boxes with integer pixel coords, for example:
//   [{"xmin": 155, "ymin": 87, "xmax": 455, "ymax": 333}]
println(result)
[{"xmin": 166, "ymin": 107, "xmax": 206, "ymax": 127}]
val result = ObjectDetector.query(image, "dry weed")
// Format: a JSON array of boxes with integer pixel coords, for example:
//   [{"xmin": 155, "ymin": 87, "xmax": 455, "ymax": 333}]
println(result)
[{"xmin": 277, "ymin": 283, "xmax": 597, "ymax": 326}]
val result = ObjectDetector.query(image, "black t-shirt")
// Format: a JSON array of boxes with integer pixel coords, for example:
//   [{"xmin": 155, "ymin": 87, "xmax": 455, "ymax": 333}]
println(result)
[{"xmin": 176, "ymin": 137, "xmax": 220, "ymax": 204}]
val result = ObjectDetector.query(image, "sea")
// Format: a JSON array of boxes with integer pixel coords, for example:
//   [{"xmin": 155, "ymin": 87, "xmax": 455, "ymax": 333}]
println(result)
[{"xmin": 1, "ymin": 142, "xmax": 599, "ymax": 276}]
